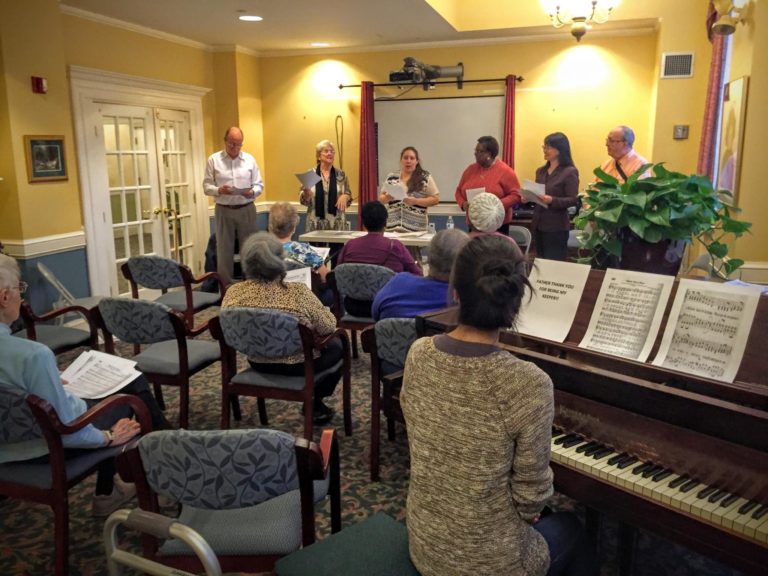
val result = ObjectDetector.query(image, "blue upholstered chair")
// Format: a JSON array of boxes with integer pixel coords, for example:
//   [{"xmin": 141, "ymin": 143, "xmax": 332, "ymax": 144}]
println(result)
[
  {"xmin": 94, "ymin": 297, "xmax": 220, "ymax": 428},
  {"xmin": 0, "ymin": 388, "xmax": 152, "ymax": 576},
  {"xmin": 121, "ymin": 255, "xmax": 225, "ymax": 330},
  {"xmin": 327, "ymin": 264, "xmax": 396, "ymax": 358},
  {"xmin": 116, "ymin": 428, "xmax": 341, "ymax": 575},
  {"xmin": 361, "ymin": 318, "xmax": 418, "ymax": 481},
  {"xmin": 13, "ymin": 300, "xmax": 98, "ymax": 356},
  {"xmin": 208, "ymin": 308, "xmax": 352, "ymax": 441}
]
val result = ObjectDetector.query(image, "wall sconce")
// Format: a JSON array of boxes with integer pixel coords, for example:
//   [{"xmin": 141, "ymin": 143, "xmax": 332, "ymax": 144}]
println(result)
[
  {"xmin": 711, "ymin": 0, "xmax": 744, "ymax": 36},
  {"xmin": 540, "ymin": 0, "xmax": 620, "ymax": 42}
]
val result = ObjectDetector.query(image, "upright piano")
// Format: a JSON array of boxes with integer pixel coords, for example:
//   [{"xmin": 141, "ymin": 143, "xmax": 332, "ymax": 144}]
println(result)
[{"xmin": 416, "ymin": 270, "xmax": 768, "ymax": 575}]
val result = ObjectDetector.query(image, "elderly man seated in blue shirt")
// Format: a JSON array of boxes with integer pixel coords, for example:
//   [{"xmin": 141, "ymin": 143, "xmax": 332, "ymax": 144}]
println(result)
[
  {"xmin": 0, "ymin": 254, "xmax": 169, "ymax": 517},
  {"xmin": 372, "ymin": 229, "xmax": 469, "ymax": 321}
]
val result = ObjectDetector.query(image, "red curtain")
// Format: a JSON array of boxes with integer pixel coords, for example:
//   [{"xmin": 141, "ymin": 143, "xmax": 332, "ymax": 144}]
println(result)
[
  {"xmin": 502, "ymin": 75, "xmax": 517, "ymax": 168},
  {"xmin": 697, "ymin": 2, "xmax": 727, "ymax": 179},
  {"xmin": 358, "ymin": 81, "xmax": 377, "ymax": 227}
]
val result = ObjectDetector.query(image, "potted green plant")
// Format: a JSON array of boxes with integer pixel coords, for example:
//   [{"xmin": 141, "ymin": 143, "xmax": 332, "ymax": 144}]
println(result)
[{"xmin": 574, "ymin": 163, "xmax": 751, "ymax": 277}]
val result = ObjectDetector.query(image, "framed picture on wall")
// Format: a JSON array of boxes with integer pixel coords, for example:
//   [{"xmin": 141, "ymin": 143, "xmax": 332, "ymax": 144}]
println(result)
[
  {"xmin": 715, "ymin": 76, "xmax": 748, "ymax": 205},
  {"xmin": 24, "ymin": 135, "xmax": 68, "ymax": 182}
]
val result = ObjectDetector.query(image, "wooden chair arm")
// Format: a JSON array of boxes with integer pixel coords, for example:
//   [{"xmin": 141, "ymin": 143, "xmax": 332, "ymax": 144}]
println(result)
[
  {"xmin": 22, "ymin": 302, "xmax": 92, "ymax": 322},
  {"xmin": 189, "ymin": 270, "xmax": 227, "ymax": 296},
  {"xmin": 360, "ymin": 326, "xmax": 375, "ymax": 354},
  {"xmin": 313, "ymin": 327, "xmax": 350, "ymax": 351},
  {"xmin": 27, "ymin": 393, "xmax": 154, "ymax": 436}
]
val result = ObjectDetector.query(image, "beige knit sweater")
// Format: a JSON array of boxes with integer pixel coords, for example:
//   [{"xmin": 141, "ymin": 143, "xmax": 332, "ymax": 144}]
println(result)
[{"xmin": 401, "ymin": 335, "xmax": 554, "ymax": 576}]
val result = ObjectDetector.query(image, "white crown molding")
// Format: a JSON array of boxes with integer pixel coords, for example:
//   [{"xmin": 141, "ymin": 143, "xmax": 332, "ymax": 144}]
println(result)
[
  {"xmin": 69, "ymin": 65, "xmax": 210, "ymax": 98},
  {"xmin": 60, "ymin": 5, "xmax": 210, "ymax": 51},
  {"xmin": 259, "ymin": 24, "xmax": 657, "ymax": 58},
  {"xmin": 210, "ymin": 44, "xmax": 261, "ymax": 57},
  {"xmin": 3, "ymin": 231, "xmax": 87, "ymax": 259}
]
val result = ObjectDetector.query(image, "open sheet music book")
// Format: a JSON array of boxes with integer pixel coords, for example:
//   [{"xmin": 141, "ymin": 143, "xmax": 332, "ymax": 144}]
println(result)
[
  {"xmin": 520, "ymin": 179, "xmax": 548, "ymax": 208},
  {"xmin": 61, "ymin": 350, "xmax": 141, "ymax": 399}
]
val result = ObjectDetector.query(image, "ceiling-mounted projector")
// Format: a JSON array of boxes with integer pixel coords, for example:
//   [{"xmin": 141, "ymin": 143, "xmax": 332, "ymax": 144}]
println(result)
[{"xmin": 389, "ymin": 57, "xmax": 464, "ymax": 89}]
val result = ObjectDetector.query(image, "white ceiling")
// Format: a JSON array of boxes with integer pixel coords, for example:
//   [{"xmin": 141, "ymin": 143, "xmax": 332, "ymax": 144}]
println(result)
[{"xmin": 59, "ymin": 0, "xmax": 649, "ymax": 55}]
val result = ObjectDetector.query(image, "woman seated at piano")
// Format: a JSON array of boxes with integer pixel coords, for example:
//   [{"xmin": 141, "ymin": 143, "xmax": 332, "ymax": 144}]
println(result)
[
  {"xmin": 401, "ymin": 234, "xmax": 597, "ymax": 576},
  {"xmin": 378, "ymin": 146, "xmax": 439, "ymax": 232}
]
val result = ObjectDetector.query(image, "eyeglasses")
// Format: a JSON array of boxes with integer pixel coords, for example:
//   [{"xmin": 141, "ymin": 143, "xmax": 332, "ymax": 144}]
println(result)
[
  {"xmin": 474, "ymin": 147, "xmax": 489, "ymax": 155},
  {"xmin": 605, "ymin": 138, "xmax": 625, "ymax": 144},
  {"xmin": 225, "ymin": 140, "xmax": 243, "ymax": 147},
  {"xmin": 16, "ymin": 281, "xmax": 28, "ymax": 294}
]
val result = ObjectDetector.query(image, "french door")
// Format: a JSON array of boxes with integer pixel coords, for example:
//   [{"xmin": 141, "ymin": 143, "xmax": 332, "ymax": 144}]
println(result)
[{"xmin": 86, "ymin": 104, "xmax": 202, "ymax": 297}]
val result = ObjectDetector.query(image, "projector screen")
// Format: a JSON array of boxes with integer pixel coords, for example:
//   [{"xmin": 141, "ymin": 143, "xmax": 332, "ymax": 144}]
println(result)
[{"xmin": 375, "ymin": 96, "xmax": 505, "ymax": 202}]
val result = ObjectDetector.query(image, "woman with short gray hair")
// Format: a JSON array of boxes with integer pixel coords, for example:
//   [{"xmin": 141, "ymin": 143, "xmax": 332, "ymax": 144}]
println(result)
[
  {"xmin": 222, "ymin": 232, "xmax": 342, "ymax": 424},
  {"xmin": 269, "ymin": 202, "xmax": 330, "ymax": 283}
]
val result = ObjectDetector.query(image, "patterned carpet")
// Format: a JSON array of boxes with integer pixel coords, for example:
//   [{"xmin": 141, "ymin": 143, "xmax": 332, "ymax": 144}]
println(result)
[{"xmin": 0, "ymin": 309, "xmax": 744, "ymax": 575}]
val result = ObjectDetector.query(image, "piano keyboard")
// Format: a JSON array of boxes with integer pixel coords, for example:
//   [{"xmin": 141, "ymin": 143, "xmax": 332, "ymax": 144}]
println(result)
[{"xmin": 551, "ymin": 430, "xmax": 768, "ymax": 545}]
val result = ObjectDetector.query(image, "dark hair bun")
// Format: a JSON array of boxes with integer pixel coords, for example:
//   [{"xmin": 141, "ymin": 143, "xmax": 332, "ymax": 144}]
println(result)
[{"xmin": 476, "ymin": 259, "xmax": 523, "ymax": 304}]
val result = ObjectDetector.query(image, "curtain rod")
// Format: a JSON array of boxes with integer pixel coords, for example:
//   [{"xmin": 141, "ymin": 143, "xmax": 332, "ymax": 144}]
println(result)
[{"xmin": 338, "ymin": 77, "xmax": 523, "ymax": 89}]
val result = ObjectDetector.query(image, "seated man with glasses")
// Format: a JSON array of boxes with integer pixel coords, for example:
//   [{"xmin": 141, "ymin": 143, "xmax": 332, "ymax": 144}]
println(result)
[
  {"xmin": 597, "ymin": 125, "xmax": 651, "ymax": 183},
  {"xmin": 0, "ymin": 254, "xmax": 170, "ymax": 517}
]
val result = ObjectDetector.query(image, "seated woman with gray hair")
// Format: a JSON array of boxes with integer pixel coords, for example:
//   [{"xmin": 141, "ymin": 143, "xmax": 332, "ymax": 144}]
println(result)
[
  {"xmin": 221, "ymin": 232, "xmax": 342, "ymax": 424},
  {"xmin": 269, "ymin": 202, "xmax": 330, "ymax": 283}
]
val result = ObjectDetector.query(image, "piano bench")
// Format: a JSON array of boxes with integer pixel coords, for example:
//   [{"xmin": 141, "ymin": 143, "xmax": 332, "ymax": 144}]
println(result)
[{"xmin": 274, "ymin": 512, "xmax": 421, "ymax": 576}]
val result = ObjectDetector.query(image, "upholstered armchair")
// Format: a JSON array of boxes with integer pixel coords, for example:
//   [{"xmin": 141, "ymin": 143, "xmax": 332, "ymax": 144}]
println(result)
[
  {"xmin": 326, "ymin": 263, "xmax": 395, "ymax": 358},
  {"xmin": 209, "ymin": 308, "xmax": 352, "ymax": 441},
  {"xmin": 121, "ymin": 255, "xmax": 225, "ymax": 329},
  {"xmin": 116, "ymin": 428, "xmax": 341, "ymax": 574},
  {"xmin": 13, "ymin": 300, "xmax": 98, "ymax": 355},
  {"xmin": 0, "ymin": 388, "xmax": 152, "ymax": 576},
  {"xmin": 94, "ymin": 297, "xmax": 220, "ymax": 428},
  {"xmin": 361, "ymin": 318, "xmax": 418, "ymax": 481}
]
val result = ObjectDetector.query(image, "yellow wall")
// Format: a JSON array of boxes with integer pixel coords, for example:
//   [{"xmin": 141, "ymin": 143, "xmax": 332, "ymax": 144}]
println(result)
[
  {"xmin": 0, "ymin": 0, "xmax": 82, "ymax": 239},
  {"xmin": 0, "ymin": 37, "xmax": 21, "ymax": 238},
  {"xmin": 235, "ymin": 51, "xmax": 266, "ymax": 185},
  {"xmin": 728, "ymin": 0, "xmax": 768, "ymax": 261},
  {"xmin": 260, "ymin": 34, "xmax": 658, "ymax": 202}
]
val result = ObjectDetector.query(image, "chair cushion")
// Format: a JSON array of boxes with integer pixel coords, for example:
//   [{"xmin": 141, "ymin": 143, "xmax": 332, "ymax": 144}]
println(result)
[
  {"xmin": 274, "ymin": 512, "xmax": 421, "ymax": 576},
  {"xmin": 0, "ymin": 444, "xmax": 125, "ymax": 489},
  {"xmin": 134, "ymin": 340, "xmax": 220, "ymax": 375},
  {"xmin": 13, "ymin": 325, "xmax": 91, "ymax": 351},
  {"xmin": 231, "ymin": 359, "xmax": 343, "ymax": 390},
  {"xmin": 156, "ymin": 290, "xmax": 220, "ymax": 312}
]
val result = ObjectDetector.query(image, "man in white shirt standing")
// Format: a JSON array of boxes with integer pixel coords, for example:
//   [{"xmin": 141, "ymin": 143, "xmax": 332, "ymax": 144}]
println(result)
[{"xmin": 203, "ymin": 126, "xmax": 264, "ymax": 286}]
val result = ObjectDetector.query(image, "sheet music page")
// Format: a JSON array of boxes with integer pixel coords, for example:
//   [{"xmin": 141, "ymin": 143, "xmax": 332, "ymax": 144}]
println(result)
[
  {"xmin": 61, "ymin": 350, "xmax": 140, "ymax": 399},
  {"xmin": 652, "ymin": 279, "xmax": 761, "ymax": 382},
  {"xmin": 578, "ymin": 269, "xmax": 674, "ymax": 361},
  {"xmin": 516, "ymin": 259, "xmax": 591, "ymax": 342},
  {"xmin": 295, "ymin": 170, "xmax": 321, "ymax": 189},
  {"xmin": 284, "ymin": 267, "xmax": 312, "ymax": 289},
  {"xmin": 312, "ymin": 246, "xmax": 331, "ymax": 261},
  {"xmin": 382, "ymin": 181, "xmax": 406, "ymax": 201},
  {"xmin": 521, "ymin": 180, "xmax": 548, "ymax": 208}
]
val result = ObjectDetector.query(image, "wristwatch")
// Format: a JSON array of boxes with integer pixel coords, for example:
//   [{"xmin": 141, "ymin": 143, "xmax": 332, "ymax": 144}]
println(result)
[{"xmin": 104, "ymin": 430, "xmax": 113, "ymax": 446}]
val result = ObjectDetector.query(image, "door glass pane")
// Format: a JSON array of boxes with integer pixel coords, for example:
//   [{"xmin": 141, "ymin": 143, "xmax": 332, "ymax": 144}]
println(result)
[
  {"xmin": 104, "ymin": 123, "xmax": 117, "ymax": 151},
  {"xmin": 123, "ymin": 154, "xmax": 136, "ymax": 186},
  {"xmin": 117, "ymin": 117, "xmax": 131, "ymax": 150},
  {"xmin": 133, "ymin": 118, "xmax": 146, "ymax": 150},
  {"xmin": 137, "ymin": 155, "xmax": 149, "ymax": 186},
  {"xmin": 139, "ymin": 188, "xmax": 152, "ymax": 219},
  {"xmin": 125, "ymin": 191, "xmax": 137, "ymax": 222},
  {"xmin": 110, "ymin": 192, "xmax": 123, "ymax": 224},
  {"xmin": 143, "ymin": 222, "xmax": 154, "ymax": 254},
  {"xmin": 113, "ymin": 227, "xmax": 127, "ymax": 260},
  {"xmin": 127, "ymin": 224, "xmax": 140, "ymax": 256},
  {"xmin": 116, "ymin": 263, "xmax": 129, "ymax": 295},
  {"xmin": 106, "ymin": 155, "xmax": 120, "ymax": 187}
]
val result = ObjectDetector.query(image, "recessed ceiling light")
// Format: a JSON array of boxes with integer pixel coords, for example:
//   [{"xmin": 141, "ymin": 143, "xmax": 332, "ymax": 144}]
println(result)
[
  {"xmin": 238, "ymin": 15, "xmax": 263, "ymax": 22},
  {"xmin": 311, "ymin": 42, "xmax": 330, "ymax": 47}
]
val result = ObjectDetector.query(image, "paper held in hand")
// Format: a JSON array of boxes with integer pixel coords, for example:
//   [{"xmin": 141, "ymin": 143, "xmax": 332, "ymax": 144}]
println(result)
[
  {"xmin": 466, "ymin": 188, "xmax": 485, "ymax": 203},
  {"xmin": 382, "ymin": 181, "xmax": 406, "ymax": 201},
  {"xmin": 296, "ymin": 170, "xmax": 322, "ymax": 189},
  {"xmin": 521, "ymin": 180, "xmax": 548, "ymax": 208},
  {"xmin": 61, "ymin": 350, "xmax": 141, "ymax": 399}
]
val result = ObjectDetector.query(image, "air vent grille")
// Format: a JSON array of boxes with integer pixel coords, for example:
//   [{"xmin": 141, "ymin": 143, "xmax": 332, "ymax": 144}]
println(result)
[{"xmin": 661, "ymin": 52, "xmax": 694, "ymax": 79}]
